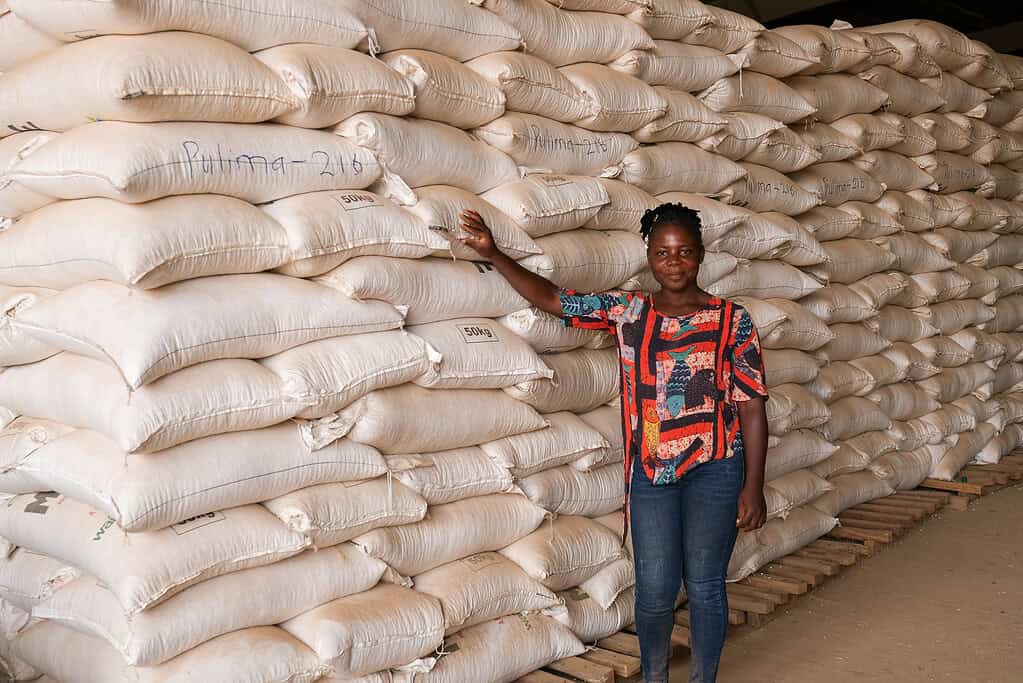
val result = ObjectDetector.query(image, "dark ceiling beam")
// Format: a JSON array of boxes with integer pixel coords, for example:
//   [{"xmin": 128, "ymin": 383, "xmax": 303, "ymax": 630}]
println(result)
[
  {"xmin": 708, "ymin": 0, "xmax": 844, "ymax": 23},
  {"xmin": 969, "ymin": 21, "xmax": 1023, "ymax": 54}
]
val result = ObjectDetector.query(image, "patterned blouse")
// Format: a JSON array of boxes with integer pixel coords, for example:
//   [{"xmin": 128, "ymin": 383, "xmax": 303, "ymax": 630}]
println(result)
[{"xmin": 560, "ymin": 290, "xmax": 768, "ymax": 490}]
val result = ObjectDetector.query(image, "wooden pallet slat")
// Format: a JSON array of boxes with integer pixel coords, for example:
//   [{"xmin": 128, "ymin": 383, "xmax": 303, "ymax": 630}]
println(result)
[
  {"xmin": 919, "ymin": 478, "xmax": 988, "ymax": 495},
  {"xmin": 519, "ymin": 670, "xmax": 576, "ymax": 683},
  {"xmin": 742, "ymin": 572, "xmax": 809, "ymax": 596},
  {"xmin": 580, "ymin": 648, "xmax": 642, "ymax": 679},
  {"xmin": 545, "ymin": 656, "xmax": 614, "ymax": 683},
  {"xmin": 807, "ymin": 539, "xmax": 873, "ymax": 558},
  {"xmin": 596, "ymin": 633, "xmax": 642, "ymax": 658}
]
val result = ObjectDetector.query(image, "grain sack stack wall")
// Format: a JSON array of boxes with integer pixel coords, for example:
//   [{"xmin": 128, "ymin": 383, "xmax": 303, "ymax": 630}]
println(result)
[{"xmin": 0, "ymin": 1, "xmax": 1022, "ymax": 681}]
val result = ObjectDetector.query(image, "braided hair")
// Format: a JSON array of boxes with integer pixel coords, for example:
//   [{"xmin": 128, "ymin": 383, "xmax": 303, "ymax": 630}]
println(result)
[{"xmin": 639, "ymin": 202, "xmax": 703, "ymax": 247}]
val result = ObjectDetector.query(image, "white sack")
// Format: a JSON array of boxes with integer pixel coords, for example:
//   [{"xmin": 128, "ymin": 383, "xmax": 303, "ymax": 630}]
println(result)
[
  {"xmin": 765, "ymin": 430, "xmax": 838, "ymax": 481},
  {"xmin": 34, "ymin": 545, "xmax": 386, "ymax": 666},
  {"xmin": 467, "ymin": 52, "xmax": 591, "ymax": 123},
  {"xmin": 761, "ymin": 349, "xmax": 821, "ymax": 387},
  {"xmin": 266, "ymin": 190, "xmax": 444, "ymax": 278},
  {"xmin": 558, "ymin": 586, "xmax": 635, "ymax": 643},
  {"xmin": 262, "ymin": 331, "xmax": 432, "ymax": 420},
  {"xmin": 519, "ymin": 463, "xmax": 623, "ymax": 517},
  {"xmin": 632, "ymin": 87, "xmax": 728, "ymax": 144},
  {"xmin": 337, "ymin": 113, "xmax": 516, "ymax": 196},
  {"xmin": 478, "ymin": 411, "xmax": 605, "ymax": 480},
  {"xmin": 698, "ymin": 72, "xmax": 816, "ymax": 124},
  {"xmin": 483, "ymin": 174, "xmax": 610, "ymax": 238},
  {"xmin": 0, "ymin": 496, "xmax": 307, "ymax": 614},
  {"xmin": 499, "ymin": 307, "xmax": 613, "ymax": 354},
  {"xmin": 817, "ymin": 396, "xmax": 892, "ymax": 441},
  {"xmin": 734, "ymin": 30, "xmax": 820, "ymax": 78},
  {"xmin": 858, "ymin": 66, "xmax": 946, "ymax": 117},
  {"xmin": 609, "ymin": 42, "xmax": 739, "ymax": 93},
  {"xmin": 1, "ymin": 422, "xmax": 389, "ymax": 532},
  {"xmin": 14, "ymin": 622, "xmax": 325, "ymax": 683},
  {"xmin": 339, "ymin": 385, "xmax": 547, "ymax": 454},
  {"xmin": 319, "ymin": 256, "xmax": 529, "ymax": 325},
  {"xmin": 719, "ymin": 162, "xmax": 820, "ymax": 216},
  {"xmin": 791, "ymin": 162, "xmax": 886, "ymax": 207},
  {"xmin": 381, "ymin": 49, "xmax": 504, "ymax": 129},
  {"xmin": 797, "ymin": 206, "xmax": 863, "ymax": 243},
  {"xmin": 475, "ymin": 112, "xmax": 638, "ymax": 176},
  {"xmin": 9, "ymin": 121, "xmax": 381, "ymax": 204},
  {"xmin": 0, "ymin": 285, "xmax": 58, "ymax": 367},
  {"xmin": 400, "ymin": 612, "xmax": 585, "ymax": 683},
  {"xmin": 411, "ymin": 552, "xmax": 560, "ymax": 635},
  {"xmin": 389, "ymin": 447, "xmax": 515, "ymax": 506},
  {"xmin": 0, "ymin": 355, "xmax": 297, "ymax": 453},
  {"xmin": 499, "ymin": 515, "xmax": 624, "ymax": 591},
  {"xmin": 797, "ymin": 122, "xmax": 862, "ymax": 163},
  {"xmin": 12, "ymin": 274, "xmax": 402, "ymax": 389},
  {"xmin": 851, "ymin": 151, "xmax": 936, "ymax": 192},
  {"xmin": 482, "ymin": 0, "xmax": 654, "ymax": 67},
  {"xmin": 0, "ymin": 131, "xmax": 57, "ymax": 227},
  {"xmin": 8, "ymin": 0, "xmax": 370, "ymax": 51},
  {"xmin": 411, "ymin": 318, "xmax": 551, "ymax": 389},
  {"xmin": 354, "ymin": 494, "xmax": 546, "ymax": 576},
  {"xmin": 404, "ymin": 185, "xmax": 541, "ymax": 261},
  {"xmin": 696, "ymin": 112, "xmax": 784, "ymax": 160},
  {"xmin": 339, "ymin": 0, "xmax": 522, "ymax": 61},
  {"xmin": 707, "ymin": 260, "xmax": 823, "ymax": 300},
  {"xmin": 2, "ymin": 196, "xmax": 291, "ymax": 290},
  {"xmin": 282, "ymin": 584, "xmax": 443, "ymax": 679},
  {"xmin": 830, "ymin": 113, "xmax": 906, "ymax": 152},
  {"xmin": 811, "ymin": 471, "xmax": 895, "ymax": 516},
  {"xmin": 786, "ymin": 74, "xmax": 888, "ymax": 123},
  {"xmin": 256, "ymin": 44, "xmax": 414, "ymax": 129},
  {"xmin": 519, "ymin": 230, "xmax": 647, "ymax": 291},
  {"xmin": 604, "ymin": 142, "xmax": 746, "ymax": 195},
  {"xmin": 264, "ymin": 477, "xmax": 428, "ymax": 548},
  {"xmin": 505, "ymin": 349, "xmax": 620, "ymax": 413},
  {"xmin": 799, "ymin": 285, "xmax": 875, "ymax": 324},
  {"xmin": 560, "ymin": 63, "xmax": 666, "ymax": 133},
  {"xmin": 743, "ymin": 126, "xmax": 822, "ymax": 173},
  {"xmin": 0, "ymin": 32, "xmax": 297, "ymax": 136}
]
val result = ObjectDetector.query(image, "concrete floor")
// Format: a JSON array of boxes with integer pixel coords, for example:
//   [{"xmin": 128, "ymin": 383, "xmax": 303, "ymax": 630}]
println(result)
[{"xmin": 670, "ymin": 484, "xmax": 1023, "ymax": 683}]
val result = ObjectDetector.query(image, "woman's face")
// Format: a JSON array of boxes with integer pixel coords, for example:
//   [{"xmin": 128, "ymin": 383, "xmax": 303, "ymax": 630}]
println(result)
[{"xmin": 647, "ymin": 223, "xmax": 704, "ymax": 292}]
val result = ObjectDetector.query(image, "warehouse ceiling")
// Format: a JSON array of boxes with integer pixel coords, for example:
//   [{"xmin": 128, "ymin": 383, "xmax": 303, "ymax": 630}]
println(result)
[{"xmin": 708, "ymin": 0, "xmax": 1023, "ymax": 55}]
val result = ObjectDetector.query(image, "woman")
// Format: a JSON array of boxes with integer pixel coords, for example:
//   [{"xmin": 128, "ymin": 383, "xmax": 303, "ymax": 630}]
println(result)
[{"xmin": 459, "ymin": 202, "xmax": 769, "ymax": 683}]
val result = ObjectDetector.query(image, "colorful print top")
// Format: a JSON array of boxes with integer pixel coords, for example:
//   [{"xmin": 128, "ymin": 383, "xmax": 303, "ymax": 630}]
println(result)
[{"xmin": 560, "ymin": 290, "xmax": 768, "ymax": 489}]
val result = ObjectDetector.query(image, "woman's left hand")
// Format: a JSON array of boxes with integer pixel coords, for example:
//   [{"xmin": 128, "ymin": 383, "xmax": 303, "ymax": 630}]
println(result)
[{"xmin": 736, "ymin": 484, "xmax": 767, "ymax": 532}]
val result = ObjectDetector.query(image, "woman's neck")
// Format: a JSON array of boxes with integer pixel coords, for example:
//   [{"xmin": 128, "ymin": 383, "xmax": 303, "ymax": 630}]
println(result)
[{"xmin": 651, "ymin": 288, "xmax": 712, "ymax": 316}]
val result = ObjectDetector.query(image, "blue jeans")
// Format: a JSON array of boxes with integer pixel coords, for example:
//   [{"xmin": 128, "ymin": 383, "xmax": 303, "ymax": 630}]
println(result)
[{"xmin": 630, "ymin": 455, "xmax": 744, "ymax": 683}]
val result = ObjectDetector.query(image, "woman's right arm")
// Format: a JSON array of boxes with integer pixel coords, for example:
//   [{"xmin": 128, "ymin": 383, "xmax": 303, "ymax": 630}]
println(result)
[{"xmin": 459, "ymin": 209, "xmax": 563, "ymax": 316}]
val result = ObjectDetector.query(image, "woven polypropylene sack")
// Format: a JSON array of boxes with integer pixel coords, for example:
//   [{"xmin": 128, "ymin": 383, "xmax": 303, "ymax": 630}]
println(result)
[
  {"xmin": 482, "ymin": 0, "xmax": 653, "ymax": 67},
  {"xmin": 339, "ymin": 385, "xmax": 547, "ymax": 455},
  {"xmin": 476, "ymin": 112, "xmax": 638, "ymax": 177},
  {"xmin": 281, "ymin": 584, "xmax": 443, "ymax": 678}
]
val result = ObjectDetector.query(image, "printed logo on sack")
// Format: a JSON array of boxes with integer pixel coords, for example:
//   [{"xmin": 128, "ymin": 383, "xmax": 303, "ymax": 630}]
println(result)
[
  {"xmin": 536, "ymin": 174, "xmax": 572, "ymax": 187},
  {"xmin": 172, "ymin": 511, "xmax": 226, "ymax": 535},
  {"xmin": 457, "ymin": 324, "xmax": 500, "ymax": 344},
  {"xmin": 92, "ymin": 518, "xmax": 117, "ymax": 542},
  {"xmin": 23, "ymin": 491, "xmax": 60, "ymax": 515},
  {"xmin": 567, "ymin": 588, "xmax": 591, "ymax": 603},
  {"xmin": 331, "ymin": 192, "xmax": 380, "ymax": 212},
  {"xmin": 460, "ymin": 552, "xmax": 503, "ymax": 572}
]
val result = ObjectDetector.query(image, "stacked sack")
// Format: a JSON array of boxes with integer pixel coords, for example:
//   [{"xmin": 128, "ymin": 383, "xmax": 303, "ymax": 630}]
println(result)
[{"xmin": 1, "ymin": 1, "xmax": 1022, "ymax": 681}]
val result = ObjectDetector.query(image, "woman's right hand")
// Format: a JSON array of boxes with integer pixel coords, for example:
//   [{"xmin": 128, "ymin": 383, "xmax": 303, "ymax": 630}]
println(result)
[{"xmin": 458, "ymin": 209, "xmax": 500, "ymax": 260}]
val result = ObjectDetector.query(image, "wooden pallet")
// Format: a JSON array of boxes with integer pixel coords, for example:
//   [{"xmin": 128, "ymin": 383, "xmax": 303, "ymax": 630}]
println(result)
[
  {"xmin": 918, "ymin": 454, "xmax": 1023, "ymax": 510},
  {"xmin": 520, "ymin": 489, "xmax": 953, "ymax": 682}
]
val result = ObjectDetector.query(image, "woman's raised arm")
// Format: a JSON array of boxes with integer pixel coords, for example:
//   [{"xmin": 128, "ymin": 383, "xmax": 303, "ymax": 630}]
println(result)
[{"xmin": 458, "ymin": 209, "xmax": 563, "ymax": 316}]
